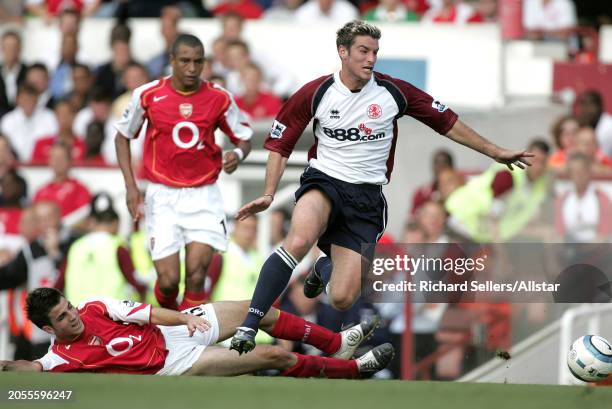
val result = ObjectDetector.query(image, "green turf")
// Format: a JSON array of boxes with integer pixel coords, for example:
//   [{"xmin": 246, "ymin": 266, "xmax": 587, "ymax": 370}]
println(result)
[{"xmin": 1, "ymin": 373, "xmax": 611, "ymax": 409}]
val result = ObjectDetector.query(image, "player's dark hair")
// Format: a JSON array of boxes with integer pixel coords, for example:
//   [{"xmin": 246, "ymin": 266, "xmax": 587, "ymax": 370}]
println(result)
[
  {"xmin": 171, "ymin": 33, "xmax": 204, "ymax": 56},
  {"xmin": 26, "ymin": 288, "xmax": 64, "ymax": 329},
  {"xmin": 528, "ymin": 138, "xmax": 550, "ymax": 155},
  {"xmin": 336, "ymin": 20, "xmax": 381, "ymax": 50}
]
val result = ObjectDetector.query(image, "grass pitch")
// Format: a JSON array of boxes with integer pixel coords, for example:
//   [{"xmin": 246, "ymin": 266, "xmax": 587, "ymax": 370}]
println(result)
[{"xmin": 1, "ymin": 373, "xmax": 611, "ymax": 409}]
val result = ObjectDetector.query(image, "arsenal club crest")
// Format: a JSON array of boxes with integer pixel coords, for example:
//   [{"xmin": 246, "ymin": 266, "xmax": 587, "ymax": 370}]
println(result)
[
  {"xmin": 367, "ymin": 104, "xmax": 382, "ymax": 119},
  {"xmin": 179, "ymin": 103, "xmax": 193, "ymax": 119}
]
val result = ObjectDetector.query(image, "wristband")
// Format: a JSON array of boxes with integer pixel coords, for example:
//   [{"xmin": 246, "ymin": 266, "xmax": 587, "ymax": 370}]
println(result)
[
  {"xmin": 263, "ymin": 194, "xmax": 274, "ymax": 200},
  {"xmin": 233, "ymin": 148, "xmax": 245, "ymax": 162}
]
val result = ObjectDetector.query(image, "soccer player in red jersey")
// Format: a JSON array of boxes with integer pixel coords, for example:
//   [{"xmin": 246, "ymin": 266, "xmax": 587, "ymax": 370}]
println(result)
[
  {"xmin": 230, "ymin": 21, "xmax": 535, "ymax": 354},
  {"xmin": 115, "ymin": 34, "xmax": 252, "ymax": 311},
  {"xmin": 0, "ymin": 287, "xmax": 392, "ymax": 378}
]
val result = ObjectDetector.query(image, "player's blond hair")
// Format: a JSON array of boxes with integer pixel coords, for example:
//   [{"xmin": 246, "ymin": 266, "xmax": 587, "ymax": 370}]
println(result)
[{"xmin": 336, "ymin": 21, "xmax": 381, "ymax": 50}]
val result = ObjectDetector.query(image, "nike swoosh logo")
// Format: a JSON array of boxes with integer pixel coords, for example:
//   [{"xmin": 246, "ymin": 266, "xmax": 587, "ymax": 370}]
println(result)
[{"xmin": 153, "ymin": 95, "xmax": 168, "ymax": 102}]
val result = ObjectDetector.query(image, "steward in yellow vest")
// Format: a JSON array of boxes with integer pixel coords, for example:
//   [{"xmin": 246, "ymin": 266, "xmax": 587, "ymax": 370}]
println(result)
[
  {"xmin": 446, "ymin": 140, "xmax": 552, "ymax": 242},
  {"xmin": 64, "ymin": 193, "xmax": 147, "ymax": 305}
]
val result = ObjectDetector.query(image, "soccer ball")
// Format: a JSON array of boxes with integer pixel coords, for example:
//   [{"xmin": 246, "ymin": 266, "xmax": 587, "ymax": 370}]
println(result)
[{"xmin": 567, "ymin": 335, "xmax": 612, "ymax": 382}]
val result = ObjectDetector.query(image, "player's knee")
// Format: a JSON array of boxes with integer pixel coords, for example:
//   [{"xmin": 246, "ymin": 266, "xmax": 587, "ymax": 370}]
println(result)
[
  {"xmin": 283, "ymin": 235, "xmax": 311, "ymax": 260},
  {"xmin": 329, "ymin": 292, "xmax": 358, "ymax": 311},
  {"xmin": 157, "ymin": 273, "xmax": 180, "ymax": 292}
]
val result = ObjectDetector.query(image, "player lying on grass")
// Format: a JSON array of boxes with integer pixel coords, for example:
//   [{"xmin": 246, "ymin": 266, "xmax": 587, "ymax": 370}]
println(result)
[{"xmin": 0, "ymin": 288, "xmax": 392, "ymax": 378}]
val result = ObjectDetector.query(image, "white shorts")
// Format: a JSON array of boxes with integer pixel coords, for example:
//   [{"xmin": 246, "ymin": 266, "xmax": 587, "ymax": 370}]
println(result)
[
  {"xmin": 156, "ymin": 303, "xmax": 220, "ymax": 376},
  {"xmin": 144, "ymin": 182, "xmax": 229, "ymax": 260}
]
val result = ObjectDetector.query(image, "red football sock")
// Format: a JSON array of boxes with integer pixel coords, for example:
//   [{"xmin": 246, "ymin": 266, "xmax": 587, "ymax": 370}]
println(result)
[
  {"xmin": 281, "ymin": 353, "xmax": 359, "ymax": 379},
  {"xmin": 270, "ymin": 311, "xmax": 341, "ymax": 355},
  {"xmin": 178, "ymin": 290, "xmax": 207, "ymax": 311},
  {"xmin": 154, "ymin": 281, "xmax": 179, "ymax": 310}
]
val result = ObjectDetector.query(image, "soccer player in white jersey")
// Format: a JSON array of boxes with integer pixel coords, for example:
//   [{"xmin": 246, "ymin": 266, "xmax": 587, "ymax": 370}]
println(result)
[
  {"xmin": 229, "ymin": 20, "xmax": 533, "ymax": 354},
  {"xmin": 0, "ymin": 287, "xmax": 391, "ymax": 378}
]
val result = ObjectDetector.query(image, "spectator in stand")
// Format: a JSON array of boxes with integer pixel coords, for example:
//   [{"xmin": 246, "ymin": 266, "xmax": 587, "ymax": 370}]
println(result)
[
  {"xmin": 270, "ymin": 208, "xmax": 291, "ymax": 248},
  {"xmin": 363, "ymin": 0, "xmax": 419, "ymax": 22},
  {"xmin": 81, "ymin": 121, "xmax": 106, "ymax": 166},
  {"xmin": 405, "ymin": 0, "xmax": 430, "ymax": 16},
  {"xmin": 466, "ymin": 0, "xmax": 497, "ymax": 22},
  {"xmin": 146, "ymin": 5, "xmax": 181, "ymax": 79},
  {"xmin": 410, "ymin": 149, "xmax": 455, "ymax": 216},
  {"xmin": 295, "ymin": 0, "xmax": 359, "ymax": 23},
  {"xmin": 0, "ymin": 168, "xmax": 28, "ymax": 252},
  {"xmin": 49, "ymin": 32, "xmax": 79, "ymax": 101},
  {"xmin": 211, "ymin": 37, "xmax": 230, "ymax": 78},
  {"xmin": 73, "ymin": 87, "xmax": 115, "ymax": 163},
  {"xmin": 25, "ymin": 0, "xmax": 101, "ymax": 20},
  {"xmin": 0, "ymin": 83, "xmax": 58, "ymax": 162},
  {"xmin": 523, "ymin": 0, "xmax": 577, "ymax": 41},
  {"xmin": 112, "ymin": 63, "xmax": 149, "ymax": 121},
  {"xmin": 422, "ymin": 0, "xmax": 474, "ymax": 23},
  {"xmin": 264, "ymin": 0, "xmax": 303, "ymax": 20},
  {"xmin": 65, "ymin": 63, "xmax": 91, "ymax": 112},
  {"xmin": 0, "ymin": 31, "xmax": 27, "ymax": 117},
  {"xmin": 555, "ymin": 152, "xmax": 612, "ymax": 242},
  {"xmin": 547, "ymin": 114, "xmax": 579, "ymax": 171},
  {"xmin": 95, "ymin": 24, "xmax": 133, "ymax": 100},
  {"xmin": 573, "ymin": 126, "xmax": 612, "ymax": 174},
  {"xmin": 574, "ymin": 90, "xmax": 612, "ymax": 157},
  {"xmin": 213, "ymin": 0, "xmax": 263, "ymax": 19},
  {"xmin": 0, "ymin": 134, "xmax": 16, "ymax": 185},
  {"xmin": 224, "ymin": 40, "xmax": 253, "ymax": 96},
  {"xmin": 220, "ymin": 12, "xmax": 245, "ymax": 41},
  {"xmin": 62, "ymin": 192, "xmax": 147, "ymax": 305},
  {"xmin": 437, "ymin": 168, "xmax": 465, "ymax": 204},
  {"xmin": 40, "ymin": 9, "xmax": 83, "ymax": 72},
  {"xmin": 0, "ymin": 200, "xmax": 78, "ymax": 361},
  {"xmin": 33, "ymin": 141, "xmax": 92, "ymax": 225},
  {"xmin": 235, "ymin": 63, "xmax": 283, "ymax": 120},
  {"xmin": 24, "ymin": 63, "xmax": 52, "ymax": 110},
  {"xmin": 31, "ymin": 99, "xmax": 84, "ymax": 164}
]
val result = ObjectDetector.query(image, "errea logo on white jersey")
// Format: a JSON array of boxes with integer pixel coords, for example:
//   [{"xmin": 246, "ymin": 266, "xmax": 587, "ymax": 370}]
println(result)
[
  {"xmin": 431, "ymin": 100, "xmax": 448, "ymax": 113},
  {"xmin": 270, "ymin": 120, "xmax": 287, "ymax": 139}
]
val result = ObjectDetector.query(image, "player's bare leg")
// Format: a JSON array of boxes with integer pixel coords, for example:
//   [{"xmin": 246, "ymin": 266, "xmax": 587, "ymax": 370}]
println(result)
[
  {"xmin": 185, "ymin": 343, "xmax": 395, "ymax": 378},
  {"xmin": 185, "ymin": 345, "xmax": 296, "ymax": 376},
  {"xmin": 327, "ymin": 245, "xmax": 362, "ymax": 310},
  {"xmin": 181, "ymin": 242, "xmax": 215, "ymax": 310},
  {"xmin": 231, "ymin": 189, "xmax": 331, "ymax": 354},
  {"xmin": 153, "ymin": 252, "xmax": 181, "ymax": 310}
]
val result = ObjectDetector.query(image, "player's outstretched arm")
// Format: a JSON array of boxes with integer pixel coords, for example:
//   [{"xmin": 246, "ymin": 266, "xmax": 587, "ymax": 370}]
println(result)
[
  {"xmin": 115, "ymin": 133, "xmax": 142, "ymax": 221},
  {"xmin": 235, "ymin": 151, "xmax": 288, "ymax": 221},
  {"xmin": 0, "ymin": 360, "xmax": 42, "ymax": 372},
  {"xmin": 446, "ymin": 119, "xmax": 534, "ymax": 170},
  {"xmin": 223, "ymin": 140, "xmax": 252, "ymax": 174},
  {"xmin": 150, "ymin": 307, "xmax": 211, "ymax": 337}
]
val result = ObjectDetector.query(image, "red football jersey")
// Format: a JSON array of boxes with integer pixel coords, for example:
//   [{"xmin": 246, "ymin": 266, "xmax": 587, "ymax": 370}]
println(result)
[
  {"xmin": 30, "ymin": 136, "xmax": 86, "ymax": 165},
  {"xmin": 36, "ymin": 299, "xmax": 167, "ymax": 374},
  {"xmin": 115, "ymin": 77, "xmax": 252, "ymax": 188},
  {"xmin": 33, "ymin": 178, "xmax": 92, "ymax": 218}
]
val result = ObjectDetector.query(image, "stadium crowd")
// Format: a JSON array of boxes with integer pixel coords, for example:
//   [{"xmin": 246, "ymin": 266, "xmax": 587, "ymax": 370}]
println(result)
[{"xmin": 1, "ymin": 0, "xmax": 612, "ymax": 380}]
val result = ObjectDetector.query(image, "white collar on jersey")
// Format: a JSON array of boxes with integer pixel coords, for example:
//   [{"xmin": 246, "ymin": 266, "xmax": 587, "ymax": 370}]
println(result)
[{"xmin": 333, "ymin": 70, "xmax": 375, "ymax": 95}]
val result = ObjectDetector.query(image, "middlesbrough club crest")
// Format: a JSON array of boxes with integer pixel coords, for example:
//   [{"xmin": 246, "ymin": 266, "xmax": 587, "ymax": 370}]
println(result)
[
  {"xmin": 367, "ymin": 104, "xmax": 382, "ymax": 119},
  {"xmin": 179, "ymin": 103, "xmax": 193, "ymax": 119}
]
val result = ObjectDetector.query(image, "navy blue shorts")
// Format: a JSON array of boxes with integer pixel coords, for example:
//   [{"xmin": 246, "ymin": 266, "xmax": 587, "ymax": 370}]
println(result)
[{"xmin": 294, "ymin": 167, "xmax": 388, "ymax": 257}]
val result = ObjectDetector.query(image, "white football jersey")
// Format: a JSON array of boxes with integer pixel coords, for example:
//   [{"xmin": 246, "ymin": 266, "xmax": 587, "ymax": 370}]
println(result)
[{"xmin": 265, "ymin": 71, "xmax": 458, "ymax": 184}]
